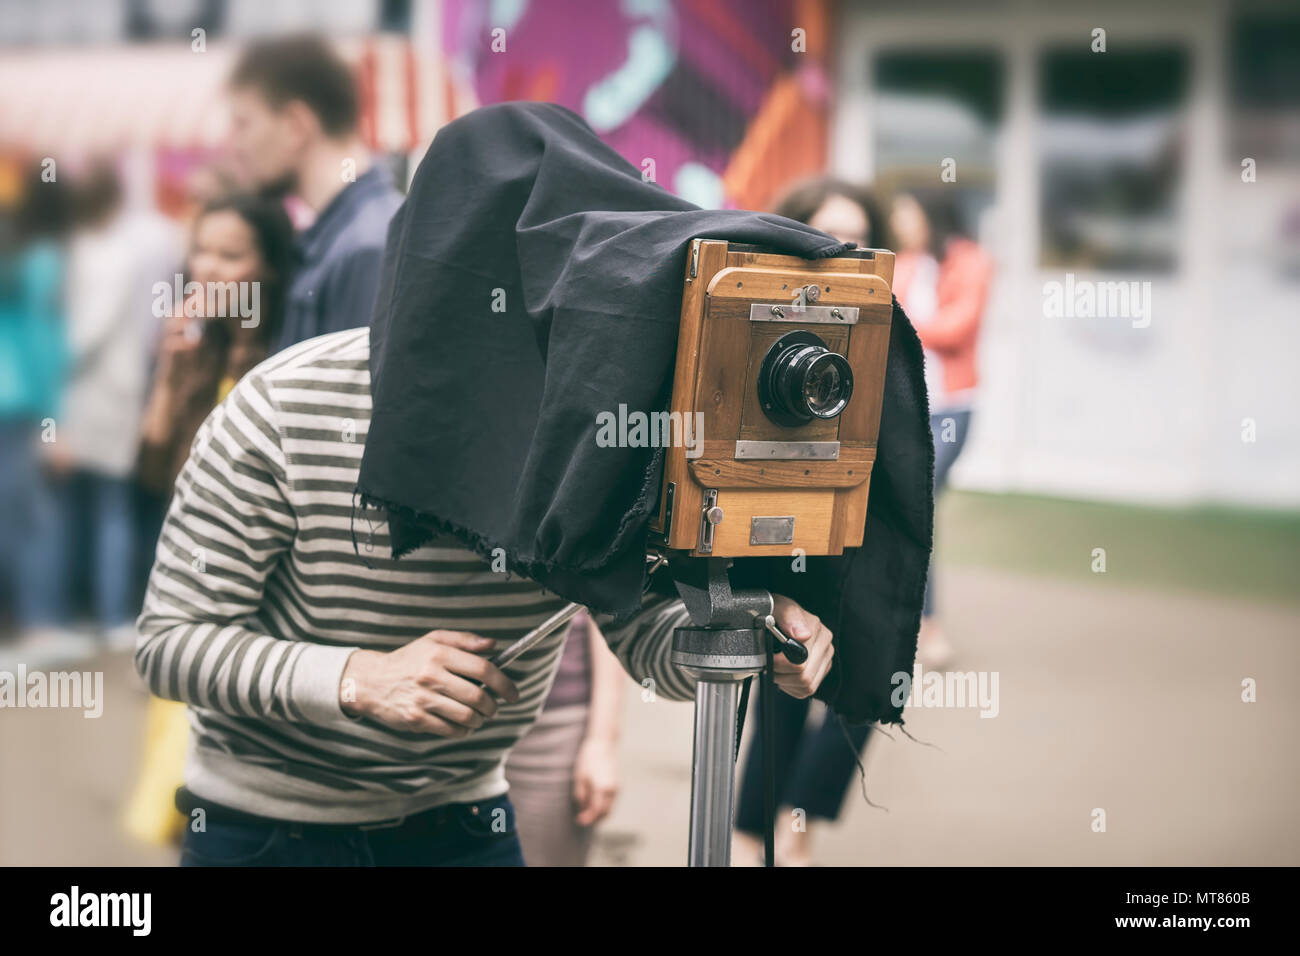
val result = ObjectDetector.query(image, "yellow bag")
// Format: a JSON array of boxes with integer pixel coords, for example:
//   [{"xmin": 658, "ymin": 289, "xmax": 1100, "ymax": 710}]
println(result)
[{"xmin": 121, "ymin": 697, "xmax": 190, "ymax": 846}]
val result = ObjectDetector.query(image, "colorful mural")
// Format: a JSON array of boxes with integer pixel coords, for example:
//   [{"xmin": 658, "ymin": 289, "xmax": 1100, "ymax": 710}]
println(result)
[{"xmin": 441, "ymin": 0, "xmax": 833, "ymax": 211}]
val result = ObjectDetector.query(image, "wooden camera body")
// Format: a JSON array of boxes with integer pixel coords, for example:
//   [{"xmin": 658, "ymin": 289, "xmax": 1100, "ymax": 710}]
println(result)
[{"xmin": 650, "ymin": 240, "xmax": 894, "ymax": 558}]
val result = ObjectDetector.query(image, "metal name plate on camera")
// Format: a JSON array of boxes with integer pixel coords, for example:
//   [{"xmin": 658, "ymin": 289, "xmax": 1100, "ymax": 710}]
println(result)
[
  {"xmin": 749, "ymin": 516, "xmax": 796, "ymax": 545},
  {"xmin": 749, "ymin": 303, "xmax": 860, "ymax": 324},
  {"xmin": 734, "ymin": 440, "xmax": 840, "ymax": 460}
]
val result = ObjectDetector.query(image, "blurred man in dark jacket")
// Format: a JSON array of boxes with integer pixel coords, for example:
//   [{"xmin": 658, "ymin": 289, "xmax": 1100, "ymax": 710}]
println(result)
[{"xmin": 226, "ymin": 35, "xmax": 402, "ymax": 351}]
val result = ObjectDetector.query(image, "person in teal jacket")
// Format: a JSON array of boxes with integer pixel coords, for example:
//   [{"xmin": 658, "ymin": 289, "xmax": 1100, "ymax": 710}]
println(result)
[{"xmin": 0, "ymin": 163, "xmax": 72, "ymax": 650}]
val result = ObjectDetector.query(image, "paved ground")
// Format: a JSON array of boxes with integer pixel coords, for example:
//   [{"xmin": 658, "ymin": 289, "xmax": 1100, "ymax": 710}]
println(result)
[
  {"xmin": 3, "ymin": 558, "xmax": 1296, "ymax": 867},
  {"xmin": 595, "ymin": 565, "xmax": 1300, "ymax": 866}
]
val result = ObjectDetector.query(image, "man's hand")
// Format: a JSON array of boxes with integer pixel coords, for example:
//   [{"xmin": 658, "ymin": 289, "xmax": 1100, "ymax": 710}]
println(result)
[
  {"xmin": 340, "ymin": 630, "xmax": 519, "ymax": 736},
  {"xmin": 770, "ymin": 594, "xmax": 834, "ymax": 698}
]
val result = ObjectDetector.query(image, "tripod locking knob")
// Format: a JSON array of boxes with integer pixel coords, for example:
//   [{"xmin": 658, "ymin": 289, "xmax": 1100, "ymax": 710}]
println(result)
[{"xmin": 758, "ymin": 614, "xmax": 809, "ymax": 665}]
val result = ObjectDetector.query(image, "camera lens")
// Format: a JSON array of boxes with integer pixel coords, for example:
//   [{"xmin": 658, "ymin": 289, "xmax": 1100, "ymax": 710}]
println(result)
[
  {"xmin": 758, "ymin": 331, "xmax": 855, "ymax": 426},
  {"xmin": 802, "ymin": 352, "xmax": 851, "ymax": 417}
]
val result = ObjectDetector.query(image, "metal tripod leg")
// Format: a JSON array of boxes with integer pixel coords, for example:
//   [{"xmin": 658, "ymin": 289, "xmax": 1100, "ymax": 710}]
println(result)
[
  {"xmin": 667, "ymin": 558, "xmax": 777, "ymax": 866},
  {"xmin": 671, "ymin": 623, "xmax": 767, "ymax": 867}
]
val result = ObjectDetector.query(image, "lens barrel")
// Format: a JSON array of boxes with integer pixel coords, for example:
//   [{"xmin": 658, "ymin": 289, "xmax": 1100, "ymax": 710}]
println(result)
[{"xmin": 758, "ymin": 330, "xmax": 854, "ymax": 427}]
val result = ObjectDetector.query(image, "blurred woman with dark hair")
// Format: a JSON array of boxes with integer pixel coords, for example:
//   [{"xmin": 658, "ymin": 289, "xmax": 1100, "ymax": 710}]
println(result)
[
  {"xmin": 732, "ymin": 176, "xmax": 883, "ymax": 866},
  {"xmin": 772, "ymin": 176, "xmax": 882, "ymax": 249},
  {"xmin": 124, "ymin": 191, "xmax": 293, "ymax": 847},
  {"xmin": 890, "ymin": 190, "xmax": 994, "ymax": 668},
  {"xmin": 135, "ymin": 192, "xmax": 293, "ymax": 495}
]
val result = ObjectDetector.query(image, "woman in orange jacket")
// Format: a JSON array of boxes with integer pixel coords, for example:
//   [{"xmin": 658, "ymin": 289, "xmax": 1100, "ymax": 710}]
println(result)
[
  {"xmin": 732, "ymin": 177, "xmax": 883, "ymax": 866},
  {"xmin": 890, "ymin": 192, "xmax": 994, "ymax": 669}
]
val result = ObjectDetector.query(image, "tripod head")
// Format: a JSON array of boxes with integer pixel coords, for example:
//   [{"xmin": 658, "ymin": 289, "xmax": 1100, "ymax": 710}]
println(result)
[{"xmin": 664, "ymin": 555, "xmax": 808, "ymax": 664}]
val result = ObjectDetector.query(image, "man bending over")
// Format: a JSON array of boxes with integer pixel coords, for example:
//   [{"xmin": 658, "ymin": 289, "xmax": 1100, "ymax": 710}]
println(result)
[{"xmin": 136, "ymin": 328, "xmax": 835, "ymax": 866}]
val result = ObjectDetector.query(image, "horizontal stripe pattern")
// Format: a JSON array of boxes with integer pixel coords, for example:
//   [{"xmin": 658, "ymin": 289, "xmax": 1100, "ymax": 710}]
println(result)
[{"xmin": 136, "ymin": 327, "xmax": 691, "ymax": 822}]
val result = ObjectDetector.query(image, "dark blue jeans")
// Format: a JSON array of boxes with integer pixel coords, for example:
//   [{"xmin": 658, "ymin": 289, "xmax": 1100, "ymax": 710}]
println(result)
[
  {"xmin": 60, "ymin": 468, "xmax": 136, "ymax": 629},
  {"xmin": 925, "ymin": 409, "xmax": 972, "ymax": 618},
  {"xmin": 0, "ymin": 419, "xmax": 66, "ymax": 631},
  {"xmin": 179, "ymin": 793, "xmax": 526, "ymax": 867}
]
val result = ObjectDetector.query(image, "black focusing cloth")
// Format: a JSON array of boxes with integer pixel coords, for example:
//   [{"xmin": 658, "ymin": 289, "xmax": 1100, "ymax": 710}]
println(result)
[{"xmin": 357, "ymin": 102, "xmax": 933, "ymax": 725}]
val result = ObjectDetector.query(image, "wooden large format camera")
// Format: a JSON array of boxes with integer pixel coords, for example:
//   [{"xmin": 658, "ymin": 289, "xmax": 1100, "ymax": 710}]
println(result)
[{"xmin": 650, "ymin": 240, "xmax": 894, "ymax": 558}]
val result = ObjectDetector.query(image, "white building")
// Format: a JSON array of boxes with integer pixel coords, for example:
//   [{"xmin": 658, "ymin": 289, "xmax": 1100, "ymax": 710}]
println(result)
[{"xmin": 831, "ymin": 0, "xmax": 1300, "ymax": 508}]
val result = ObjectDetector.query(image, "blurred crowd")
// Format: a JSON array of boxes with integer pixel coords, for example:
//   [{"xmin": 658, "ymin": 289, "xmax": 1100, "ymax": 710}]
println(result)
[
  {"xmin": 1, "ymin": 155, "xmax": 180, "ymax": 662},
  {"xmin": 0, "ymin": 25, "xmax": 994, "ymax": 866},
  {"xmin": 0, "ymin": 34, "xmax": 406, "ymax": 668},
  {"xmin": 4, "ymin": 0, "xmax": 1291, "ymax": 868}
]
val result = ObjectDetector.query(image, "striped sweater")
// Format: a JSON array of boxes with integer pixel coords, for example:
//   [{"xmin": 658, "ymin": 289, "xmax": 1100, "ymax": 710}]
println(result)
[{"xmin": 136, "ymin": 327, "xmax": 693, "ymax": 824}]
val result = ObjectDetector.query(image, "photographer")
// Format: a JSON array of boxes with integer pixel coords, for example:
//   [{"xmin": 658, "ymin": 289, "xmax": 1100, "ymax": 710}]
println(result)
[{"xmin": 135, "ymin": 326, "xmax": 835, "ymax": 867}]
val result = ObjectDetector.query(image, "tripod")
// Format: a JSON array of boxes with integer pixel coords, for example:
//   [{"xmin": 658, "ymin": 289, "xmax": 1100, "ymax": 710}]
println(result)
[
  {"xmin": 492, "ymin": 554, "xmax": 804, "ymax": 867},
  {"xmin": 670, "ymin": 557, "xmax": 805, "ymax": 867}
]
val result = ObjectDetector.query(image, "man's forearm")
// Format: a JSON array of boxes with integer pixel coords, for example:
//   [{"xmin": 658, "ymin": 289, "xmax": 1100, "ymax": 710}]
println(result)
[
  {"xmin": 599, "ymin": 596, "xmax": 696, "ymax": 702},
  {"xmin": 136, "ymin": 610, "xmax": 359, "ymax": 726},
  {"xmin": 134, "ymin": 372, "xmax": 359, "ymax": 729}
]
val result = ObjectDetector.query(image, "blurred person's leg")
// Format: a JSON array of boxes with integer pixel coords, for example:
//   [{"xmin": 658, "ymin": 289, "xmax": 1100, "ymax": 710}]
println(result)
[
  {"xmin": 87, "ymin": 470, "xmax": 137, "ymax": 647},
  {"xmin": 919, "ymin": 410, "xmax": 972, "ymax": 668},
  {"xmin": 503, "ymin": 703, "xmax": 591, "ymax": 866},
  {"xmin": 16, "ymin": 442, "xmax": 71, "ymax": 629},
  {"xmin": 734, "ymin": 684, "xmax": 812, "ymax": 865},
  {"xmin": 0, "ymin": 420, "xmax": 78, "ymax": 662},
  {"xmin": 61, "ymin": 469, "xmax": 93, "ymax": 622},
  {"xmin": 131, "ymin": 483, "xmax": 168, "ymax": 617},
  {"xmin": 778, "ymin": 707, "xmax": 873, "ymax": 865},
  {"xmin": 0, "ymin": 419, "xmax": 34, "ymax": 641}
]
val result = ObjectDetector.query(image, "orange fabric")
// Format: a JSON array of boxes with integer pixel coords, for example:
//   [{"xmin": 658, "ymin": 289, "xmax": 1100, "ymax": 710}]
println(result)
[
  {"xmin": 794, "ymin": 0, "xmax": 830, "ymax": 58},
  {"xmin": 722, "ymin": 72, "xmax": 828, "ymax": 212},
  {"xmin": 894, "ymin": 238, "xmax": 992, "ymax": 395},
  {"xmin": 711, "ymin": 0, "xmax": 834, "ymax": 210}
]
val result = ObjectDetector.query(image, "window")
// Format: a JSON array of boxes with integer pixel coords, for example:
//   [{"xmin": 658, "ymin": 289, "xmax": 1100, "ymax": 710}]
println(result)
[
  {"xmin": 873, "ymin": 50, "xmax": 1004, "ymax": 243},
  {"xmin": 1038, "ymin": 46, "xmax": 1190, "ymax": 272},
  {"xmin": 1229, "ymin": 10, "xmax": 1300, "ymax": 164}
]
